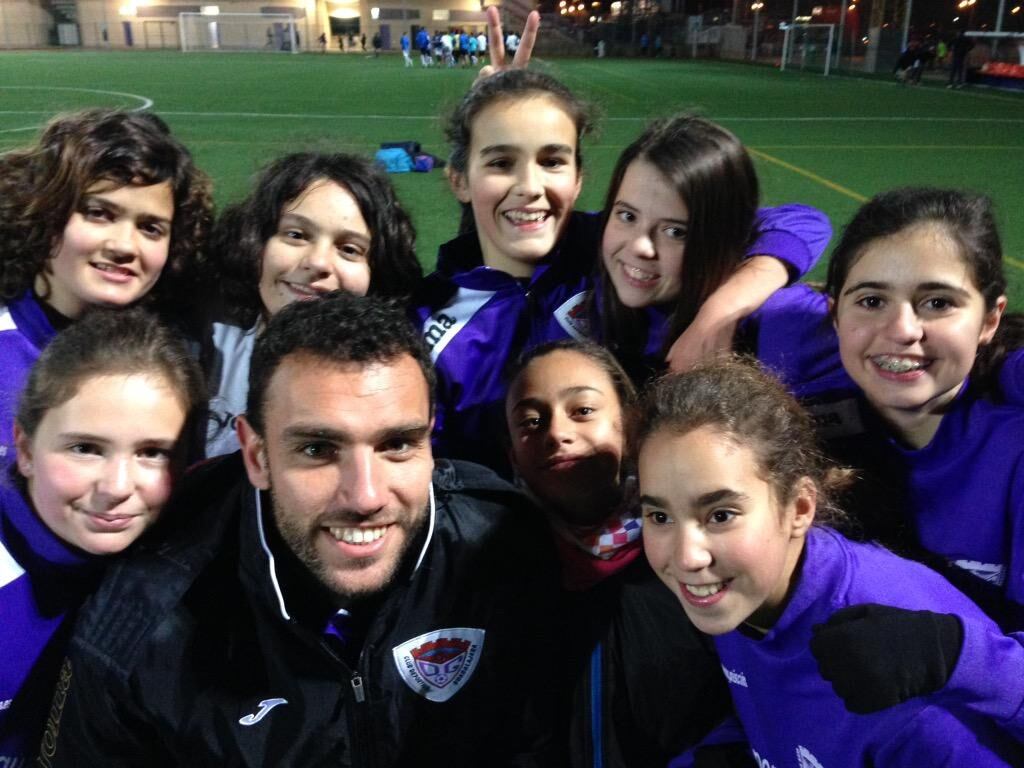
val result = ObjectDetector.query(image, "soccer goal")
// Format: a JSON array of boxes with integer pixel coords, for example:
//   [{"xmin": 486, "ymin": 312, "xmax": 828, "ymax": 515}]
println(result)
[
  {"xmin": 780, "ymin": 23, "xmax": 835, "ymax": 76},
  {"xmin": 178, "ymin": 12, "xmax": 299, "ymax": 53}
]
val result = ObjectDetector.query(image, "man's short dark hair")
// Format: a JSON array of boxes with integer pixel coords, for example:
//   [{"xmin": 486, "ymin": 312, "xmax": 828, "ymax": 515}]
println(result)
[{"xmin": 246, "ymin": 292, "xmax": 435, "ymax": 434}]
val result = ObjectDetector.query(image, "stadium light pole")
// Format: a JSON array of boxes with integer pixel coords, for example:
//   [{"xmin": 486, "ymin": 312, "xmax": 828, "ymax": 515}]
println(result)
[
  {"xmin": 751, "ymin": 1, "xmax": 764, "ymax": 59},
  {"xmin": 792, "ymin": 0, "xmax": 799, "ymax": 24},
  {"xmin": 837, "ymin": 2, "xmax": 852, "ymax": 69},
  {"xmin": 901, "ymin": 0, "xmax": 913, "ymax": 50}
]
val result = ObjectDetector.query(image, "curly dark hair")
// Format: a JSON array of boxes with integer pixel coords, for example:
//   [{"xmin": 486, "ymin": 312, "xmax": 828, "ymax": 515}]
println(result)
[
  {"xmin": 633, "ymin": 355, "xmax": 851, "ymax": 525},
  {"xmin": 246, "ymin": 291, "xmax": 435, "ymax": 435},
  {"xmin": 207, "ymin": 152, "xmax": 421, "ymax": 327},
  {"xmin": 0, "ymin": 109, "xmax": 213, "ymax": 321},
  {"xmin": 506, "ymin": 338, "xmax": 637, "ymax": 414}
]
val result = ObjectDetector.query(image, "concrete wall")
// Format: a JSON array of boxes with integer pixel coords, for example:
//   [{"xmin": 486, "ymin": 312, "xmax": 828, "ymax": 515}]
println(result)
[
  {"xmin": 0, "ymin": 1, "xmax": 53, "ymax": 48},
  {"xmin": 0, "ymin": 0, "xmax": 491, "ymax": 49}
]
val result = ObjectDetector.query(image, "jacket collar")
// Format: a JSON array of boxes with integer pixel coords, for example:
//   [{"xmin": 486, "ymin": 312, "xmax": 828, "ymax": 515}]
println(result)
[
  {"xmin": 247, "ymin": 484, "xmax": 438, "ymax": 623},
  {"xmin": 8, "ymin": 291, "xmax": 59, "ymax": 352}
]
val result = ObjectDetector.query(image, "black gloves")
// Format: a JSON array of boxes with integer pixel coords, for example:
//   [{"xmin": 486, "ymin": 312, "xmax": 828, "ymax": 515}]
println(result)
[{"xmin": 810, "ymin": 603, "xmax": 964, "ymax": 714}]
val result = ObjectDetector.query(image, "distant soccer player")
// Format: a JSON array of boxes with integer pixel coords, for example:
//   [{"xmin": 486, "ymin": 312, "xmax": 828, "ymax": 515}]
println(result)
[{"xmin": 400, "ymin": 31, "xmax": 413, "ymax": 67}]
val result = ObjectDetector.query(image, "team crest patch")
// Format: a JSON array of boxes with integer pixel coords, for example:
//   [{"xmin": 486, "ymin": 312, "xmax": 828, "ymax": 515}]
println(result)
[
  {"xmin": 553, "ymin": 291, "xmax": 590, "ymax": 340},
  {"xmin": 393, "ymin": 628, "xmax": 485, "ymax": 702}
]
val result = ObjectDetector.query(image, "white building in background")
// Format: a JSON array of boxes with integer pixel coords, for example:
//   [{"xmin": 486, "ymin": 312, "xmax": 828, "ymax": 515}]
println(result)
[{"xmin": 0, "ymin": 0, "xmax": 491, "ymax": 51}]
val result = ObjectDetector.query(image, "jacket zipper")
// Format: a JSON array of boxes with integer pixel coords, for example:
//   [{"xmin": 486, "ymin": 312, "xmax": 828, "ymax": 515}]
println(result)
[
  {"xmin": 590, "ymin": 642, "xmax": 604, "ymax": 768},
  {"xmin": 351, "ymin": 673, "xmax": 366, "ymax": 703}
]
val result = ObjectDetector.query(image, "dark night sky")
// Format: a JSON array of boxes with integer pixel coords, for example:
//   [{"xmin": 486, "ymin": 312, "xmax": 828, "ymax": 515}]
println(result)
[{"xmin": 539, "ymin": 0, "xmax": 1024, "ymax": 36}]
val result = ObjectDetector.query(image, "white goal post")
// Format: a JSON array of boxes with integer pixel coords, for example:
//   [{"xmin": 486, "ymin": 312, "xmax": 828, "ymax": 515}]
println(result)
[
  {"xmin": 780, "ymin": 23, "xmax": 835, "ymax": 76},
  {"xmin": 966, "ymin": 31, "xmax": 1024, "ymax": 65},
  {"xmin": 178, "ymin": 12, "xmax": 299, "ymax": 53}
]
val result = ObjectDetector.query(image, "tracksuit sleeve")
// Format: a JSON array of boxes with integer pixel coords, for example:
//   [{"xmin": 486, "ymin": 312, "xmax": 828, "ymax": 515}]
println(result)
[
  {"xmin": 747, "ymin": 204, "xmax": 833, "ymax": 282},
  {"xmin": 999, "ymin": 349, "xmax": 1024, "ymax": 406},
  {"xmin": 944, "ymin": 619, "xmax": 1024, "ymax": 743},
  {"xmin": 877, "ymin": 704, "xmax": 1024, "ymax": 765},
  {"xmin": 667, "ymin": 716, "xmax": 750, "ymax": 767},
  {"xmin": 39, "ymin": 652, "xmax": 154, "ymax": 768}
]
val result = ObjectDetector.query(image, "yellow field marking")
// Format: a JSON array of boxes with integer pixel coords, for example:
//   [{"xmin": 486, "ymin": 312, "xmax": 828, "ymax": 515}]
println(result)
[
  {"xmin": 747, "ymin": 147, "xmax": 868, "ymax": 203},
  {"xmin": 754, "ymin": 145, "xmax": 1023, "ymax": 151},
  {"xmin": 747, "ymin": 147, "xmax": 1024, "ymax": 273}
]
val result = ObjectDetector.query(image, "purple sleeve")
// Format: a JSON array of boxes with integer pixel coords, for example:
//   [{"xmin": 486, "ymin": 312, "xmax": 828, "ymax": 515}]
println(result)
[
  {"xmin": 747, "ymin": 204, "xmax": 833, "ymax": 282},
  {"xmin": 667, "ymin": 716, "xmax": 749, "ymax": 768},
  {"xmin": 945, "ymin": 619, "xmax": 1024, "ymax": 742},
  {"xmin": 1010, "ymin": 453, "xmax": 1024, "ymax": 611},
  {"xmin": 999, "ymin": 349, "xmax": 1024, "ymax": 406},
  {"xmin": 877, "ymin": 705, "xmax": 1024, "ymax": 765}
]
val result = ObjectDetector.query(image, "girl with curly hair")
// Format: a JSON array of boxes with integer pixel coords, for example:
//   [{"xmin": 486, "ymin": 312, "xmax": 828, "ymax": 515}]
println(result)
[
  {"xmin": 198, "ymin": 152, "xmax": 421, "ymax": 457},
  {"xmin": 0, "ymin": 108, "xmax": 212, "ymax": 462}
]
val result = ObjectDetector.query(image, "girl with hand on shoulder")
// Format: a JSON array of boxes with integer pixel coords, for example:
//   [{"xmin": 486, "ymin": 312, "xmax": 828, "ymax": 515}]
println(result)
[
  {"xmin": 636, "ymin": 357, "xmax": 1023, "ymax": 768},
  {"xmin": 596, "ymin": 114, "xmax": 834, "ymax": 383},
  {"xmin": 418, "ymin": 69, "xmax": 829, "ymax": 472},
  {"xmin": 0, "ymin": 307, "xmax": 205, "ymax": 761},
  {"xmin": 200, "ymin": 152, "xmax": 421, "ymax": 457},
  {"xmin": 504, "ymin": 340, "xmax": 729, "ymax": 766},
  {"xmin": 0, "ymin": 109, "xmax": 212, "ymax": 461}
]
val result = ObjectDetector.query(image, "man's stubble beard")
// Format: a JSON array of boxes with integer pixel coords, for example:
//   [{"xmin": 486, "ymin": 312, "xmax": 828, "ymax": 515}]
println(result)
[{"xmin": 269, "ymin": 482, "xmax": 426, "ymax": 604}]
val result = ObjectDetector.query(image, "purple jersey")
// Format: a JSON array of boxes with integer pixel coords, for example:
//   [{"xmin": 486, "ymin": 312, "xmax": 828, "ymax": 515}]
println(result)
[
  {"xmin": 0, "ymin": 479, "xmax": 102, "ymax": 760},
  {"xmin": 999, "ymin": 348, "xmax": 1024, "ymax": 405},
  {"xmin": 415, "ymin": 206, "xmax": 831, "ymax": 472},
  {"xmin": 697, "ymin": 528, "xmax": 1024, "ymax": 767},
  {"xmin": 412, "ymin": 211, "xmax": 599, "ymax": 471},
  {"xmin": 0, "ymin": 293, "xmax": 57, "ymax": 464},
  {"xmin": 743, "ymin": 284, "xmax": 853, "ymax": 401},
  {"xmin": 878, "ymin": 387, "xmax": 1024, "ymax": 606},
  {"xmin": 947, "ymin": 618, "xmax": 1024, "ymax": 741},
  {"xmin": 751, "ymin": 291, "xmax": 1024, "ymax": 614}
]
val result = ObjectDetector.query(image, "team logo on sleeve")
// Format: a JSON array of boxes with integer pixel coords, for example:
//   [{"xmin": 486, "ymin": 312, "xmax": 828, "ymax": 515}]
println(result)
[
  {"xmin": 422, "ymin": 288, "xmax": 496, "ymax": 361},
  {"xmin": 392, "ymin": 628, "xmax": 485, "ymax": 702},
  {"xmin": 751, "ymin": 745, "xmax": 825, "ymax": 768},
  {"xmin": 804, "ymin": 398, "xmax": 864, "ymax": 439},
  {"xmin": 553, "ymin": 291, "xmax": 591, "ymax": 340},
  {"xmin": 795, "ymin": 745, "xmax": 825, "ymax": 768},
  {"xmin": 952, "ymin": 559, "xmax": 1005, "ymax": 586}
]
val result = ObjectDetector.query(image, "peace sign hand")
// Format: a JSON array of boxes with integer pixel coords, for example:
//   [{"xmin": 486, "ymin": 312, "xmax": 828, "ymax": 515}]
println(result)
[{"xmin": 477, "ymin": 6, "xmax": 539, "ymax": 81}]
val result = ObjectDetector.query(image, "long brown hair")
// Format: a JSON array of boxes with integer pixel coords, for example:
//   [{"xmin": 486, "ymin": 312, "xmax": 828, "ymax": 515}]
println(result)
[{"xmin": 596, "ymin": 115, "xmax": 759, "ymax": 379}]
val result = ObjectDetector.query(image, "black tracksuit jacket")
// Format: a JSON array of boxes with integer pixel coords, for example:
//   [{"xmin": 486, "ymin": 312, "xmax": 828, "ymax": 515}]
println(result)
[{"xmin": 40, "ymin": 455, "xmax": 562, "ymax": 768}]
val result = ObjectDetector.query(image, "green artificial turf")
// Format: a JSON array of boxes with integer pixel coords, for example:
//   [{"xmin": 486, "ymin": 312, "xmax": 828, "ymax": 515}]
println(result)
[{"xmin": 2, "ymin": 50, "xmax": 1022, "ymax": 304}]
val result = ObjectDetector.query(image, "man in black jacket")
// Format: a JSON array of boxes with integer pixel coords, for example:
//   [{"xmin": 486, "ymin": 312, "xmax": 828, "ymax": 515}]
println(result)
[{"xmin": 41, "ymin": 293, "xmax": 561, "ymax": 767}]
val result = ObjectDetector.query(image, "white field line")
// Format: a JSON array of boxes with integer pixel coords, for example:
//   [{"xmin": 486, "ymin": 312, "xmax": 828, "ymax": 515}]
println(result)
[{"xmin": 0, "ymin": 86, "xmax": 152, "ymax": 134}]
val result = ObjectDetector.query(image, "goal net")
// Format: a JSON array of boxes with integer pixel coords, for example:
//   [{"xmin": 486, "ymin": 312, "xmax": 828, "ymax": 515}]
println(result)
[
  {"xmin": 780, "ymin": 23, "xmax": 835, "ymax": 76},
  {"xmin": 178, "ymin": 12, "xmax": 299, "ymax": 53}
]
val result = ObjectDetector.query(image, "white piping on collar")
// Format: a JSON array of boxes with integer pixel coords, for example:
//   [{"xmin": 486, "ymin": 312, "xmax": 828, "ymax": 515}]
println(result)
[
  {"xmin": 411, "ymin": 483, "xmax": 436, "ymax": 576},
  {"xmin": 254, "ymin": 488, "xmax": 291, "ymax": 622}
]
